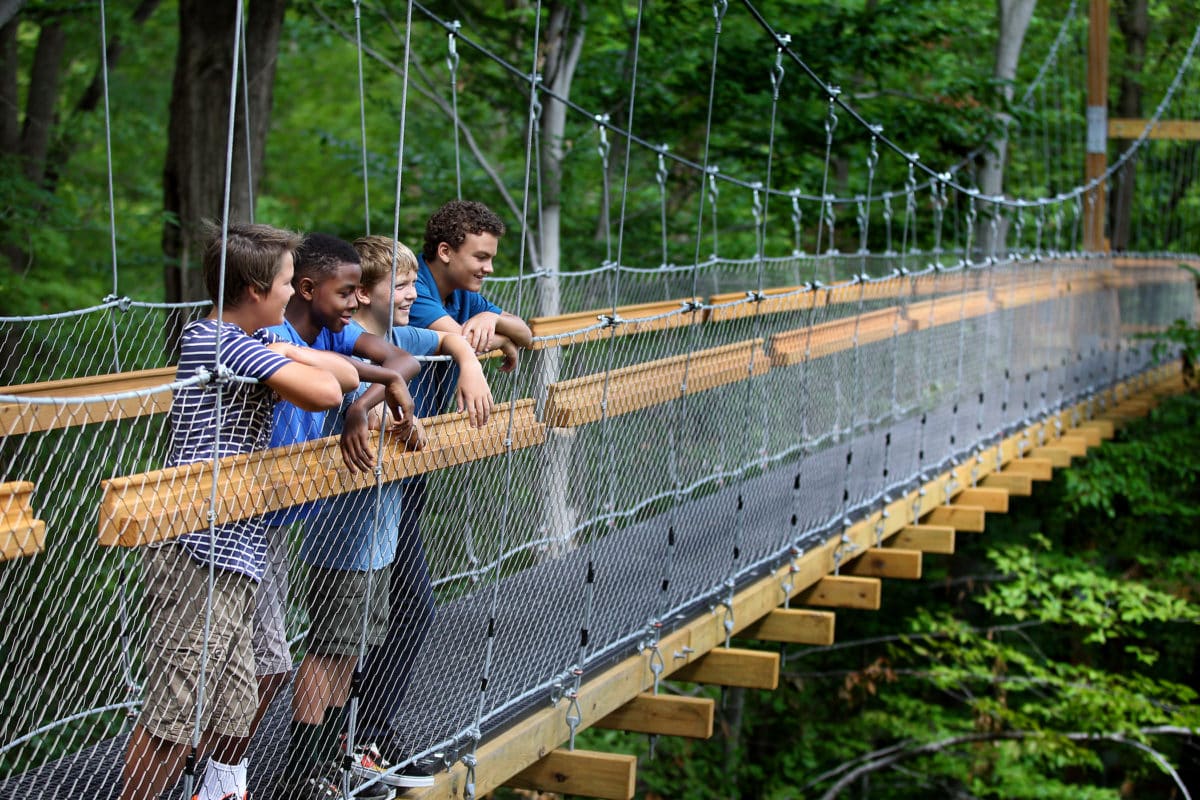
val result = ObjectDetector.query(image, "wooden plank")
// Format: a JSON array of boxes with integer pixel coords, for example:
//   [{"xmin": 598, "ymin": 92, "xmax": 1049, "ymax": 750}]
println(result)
[
  {"xmin": 953, "ymin": 487, "xmax": 1009, "ymax": 513},
  {"xmin": 843, "ymin": 547, "xmax": 922, "ymax": 580},
  {"xmin": 543, "ymin": 340, "xmax": 769, "ymax": 427},
  {"xmin": 528, "ymin": 297, "xmax": 704, "ymax": 349},
  {"xmin": 706, "ymin": 285, "xmax": 815, "ymax": 322},
  {"xmin": 670, "ymin": 647, "xmax": 780, "ymax": 690},
  {"xmin": 923, "ymin": 504, "xmax": 986, "ymax": 532},
  {"xmin": 0, "ymin": 366, "xmax": 176, "ymax": 435},
  {"xmin": 980, "ymin": 472, "xmax": 1033, "ymax": 496},
  {"xmin": 1108, "ymin": 118, "xmax": 1200, "ymax": 141},
  {"xmin": 1004, "ymin": 458, "xmax": 1054, "ymax": 481},
  {"xmin": 506, "ymin": 749, "xmax": 637, "ymax": 800},
  {"xmin": 890, "ymin": 524, "xmax": 955, "ymax": 554},
  {"xmin": 98, "ymin": 400, "xmax": 546, "ymax": 547},
  {"xmin": 1072, "ymin": 426, "xmax": 1104, "ymax": 447},
  {"xmin": 593, "ymin": 693, "xmax": 714, "ymax": 739},
  {"xmin": 0, "ymin": 481, "xmax": 45, "ymax": 562},
  {"xmin": 1029, "ymin": 446, "xmax": 1071, "ymax": 468},
  {"xmin": 796, "ymin": 575, "xmax": 882, "ymax": 610},
  {"xmin": 769, "ymin": 307, "xmax": 914, "ymax": 366},
  {"xmin": 739, "ymin": 609, "xmax": 835, "ymax": 646},
  {"xmin": 1056, "ymin": 434, "xmax": 1089, "ymax": 456}
]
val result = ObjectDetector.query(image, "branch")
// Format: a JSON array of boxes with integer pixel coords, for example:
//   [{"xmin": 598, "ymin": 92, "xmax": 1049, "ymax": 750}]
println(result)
[
  {"xmin": 311, "ymin": 1, "xmax": 542, "ymax": 269},
  {"xmin": 0, "ymin": 0, "xmax": 24, "ymax": 31},
  {"xmin": 816, "ymin": 727, "xmax": 1198, "ymax": 800}
]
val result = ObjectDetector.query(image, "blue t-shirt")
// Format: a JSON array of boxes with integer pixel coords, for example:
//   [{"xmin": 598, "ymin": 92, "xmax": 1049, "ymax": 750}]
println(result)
[
  {"xmin": 300, "ymin": 325, "xmax": 441, "ymax": 571},
  {"xmin": 409, "ymin": 254, "xmax": 501, "ymax": 417},
  {"xmin": 171, "ymin": 318, "xmax": 291, "ymax": 582},
  {"xmin": 260, "ymin": 319, "xmax": 363, "ymax": 526}
]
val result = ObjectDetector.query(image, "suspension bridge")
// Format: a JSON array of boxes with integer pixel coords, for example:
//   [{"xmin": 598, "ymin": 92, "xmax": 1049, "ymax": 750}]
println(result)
[{"xmin": 2, "ymin": 1, "xmax": 1199, "ymax": 798}]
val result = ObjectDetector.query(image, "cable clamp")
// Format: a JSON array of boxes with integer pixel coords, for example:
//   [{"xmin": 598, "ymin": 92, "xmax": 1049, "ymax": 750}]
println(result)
[
  {"xmin": 104, "ymin": 294, "xmax": 133, "ymax": 312},
  {"xmin": 745, "ymin": 290, "xmax": 765, "ymax": 303},
  {"xmin": 597, "ymin": 312, "xmax": 625, "ymax": 328},
  {"xmin": 680, "ymin": 299, "xmax": 704, "ymax": 313}
]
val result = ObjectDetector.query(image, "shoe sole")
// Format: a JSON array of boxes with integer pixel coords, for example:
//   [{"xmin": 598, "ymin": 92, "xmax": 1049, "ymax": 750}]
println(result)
[{"xmin": 393, "ymin": 774, "xmax": 436, "ymax": 789}]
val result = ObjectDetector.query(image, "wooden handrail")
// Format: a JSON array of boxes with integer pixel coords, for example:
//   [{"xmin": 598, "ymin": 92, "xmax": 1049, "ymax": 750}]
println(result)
[{"xmin": 98, "ymin": 400, "xmax": 546, "ymax": 548}]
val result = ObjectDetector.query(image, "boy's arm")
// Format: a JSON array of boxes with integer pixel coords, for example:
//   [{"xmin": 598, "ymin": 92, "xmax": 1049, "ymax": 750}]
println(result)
[
  {"xmin": 262, "ymin": 344, "xmax": 351, "ymax": 411},
  {"xmin": 273, "ymin": 344, "xmax": 360, "ymax": 392},
  {"xmin": 435, "ymin": 332, "xmax": 494, "ymax": 427},
  {"xmin": 340, "ymin": 333, "xmax": 419, "ymax": 472},
  {"xmin": 495, "ymin": 311, "xmax": 533, "ymax": 349}
]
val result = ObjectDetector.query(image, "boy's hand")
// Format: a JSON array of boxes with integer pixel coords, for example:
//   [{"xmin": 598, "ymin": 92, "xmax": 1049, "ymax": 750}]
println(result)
[
  {"xmin": 339, "ymin": 405, "xmax": 377, "ymax": 473},
  {"xmin": 394, "ymin": 417, "xmax": 428, "ymax": 451},
  {"xmin": 456, "ymin": 361, "xmax": 494, "ymax": 427},
  {"xmin": 384, "ymin": 377, "xmax": 415, "ymax": 425},
  {"xmin": 497, "ymin": 339, "xmax": 520, "ymax": 373},
  {"xmin": 461, "ymin": 311, "xmax": 500, "ymax": 353}
]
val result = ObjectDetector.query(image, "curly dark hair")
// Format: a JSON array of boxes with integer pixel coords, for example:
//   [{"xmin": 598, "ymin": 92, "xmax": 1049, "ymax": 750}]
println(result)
[
  {"xmin": 294, "ymin": 232, "xmax": 360, "ymax": 283},
  {"xmin": 422, "ymin": 200, "xmax": 506, "ymax": 262}
]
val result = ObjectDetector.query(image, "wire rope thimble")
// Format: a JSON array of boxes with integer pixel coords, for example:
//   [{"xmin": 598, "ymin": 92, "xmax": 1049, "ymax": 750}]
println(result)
[
  {"xmin": 712, "ymin": 0, "xmax": 728, "ymax": 29},
  {"xmin": 445, "ymin": 20, "xmax": 461, "ymax": 74},
  {"xmin": 790, "ymin": 190, "xmax": 804, "ymax": 256},
  {"xmin": 648, "ymin": 643, "xmax": 665, "ymax": 694},
  {"xmin": 461, "ymin": 752, "xmax": 478, "ymax": 800},
  {"xmin": 594, "ymin": 114, "xmax": 611, "ymax": 164},
  {"xmin": 564, "ymin": 686, "xmax": 583, "ymax": 750},
  {"xmin": 529, "ymin": 73, "xmax": 544, "ymax": 124},
  {"xmin": 655, "ymin": 144, "xmax": 670, "ymax": 189},
  {"xmin": 769, "ymin": 34, "xmax": 790, "ymax": 99}
]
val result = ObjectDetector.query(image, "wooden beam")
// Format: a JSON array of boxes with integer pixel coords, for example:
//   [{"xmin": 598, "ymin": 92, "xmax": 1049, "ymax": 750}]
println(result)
[
  {"xmin": 1109, "ymin": 118, "xmax": 1200, "ymax": 141},
  {"xmin": 670, "ymin": 647, "xmax": 780, "ymax": 690},
  {"xmin": 1072, "ymin": 426, "xmax": 1104, "ymax": 447},
  {"xmin": 739, "ymin": 608, "xmax": 835, "ymax": 646},
  {"xmin": 980, "ymin": 472, "xmax": 1033, "ymax": 496},
  {"xmin": 953, "ymin": 487, "xmax": 1009, "ymax": 513},
  {"xmin": 923, "ymin": 504, "xmax": 986, "ymax": 532},
  {"xmin": 0, "ymin": 367, "xmax": 176, "ymax": 435},
  {"xmin": 593, "ymin": 693, "xmax": 714, "ymax": 739},
  {"xmin": 796, "ymin": 575, "xmax": 882, "ymax": 610},
  {"xmin": 891, "ymin": 524, "xmax": 955, "ymax": 554},
  {"xmin": 506, "ymin": 749, "xmax": 637, "ymax": 800},
  {"xmin": 1, "ymin": 481, "xmax": 46, "ymax": 562},
  {"xmin": 1029, "ymin": 446, "xmax": 1071, "ymax": 468},
  {"xmin": 843, "ymin": 547, "xmax": 922, "ymax": 580},
  {"xmin": 543, "ymin": 339, "xmax": 769, "ymax": 427},
  {"xmin": 1003, "ymin": 458, "xmax": 1054, "ymax": 481},
  {"xmin": 1056, "ymin": 434, "xmax": 1089, "ymax": 456},
  {"xmin": 528, "ymin": 297, "xmax": 704, "ymax": 350},
  {"xmin": 99, "ymin": 400, "xmax": 546, "ymax": 547}
]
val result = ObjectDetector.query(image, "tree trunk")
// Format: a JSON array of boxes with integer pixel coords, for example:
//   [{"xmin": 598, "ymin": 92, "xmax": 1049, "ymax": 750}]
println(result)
[
  {"xmin": 978, "ymin": 0, "xmax": 1035, "ymax": 260},
  {"xmin": 1110, "ymin": 0, "xmax": 1148, "ymax": 251},
  {"xmin": 535, "ymin": 0, "xmax": 585, "ymax": 554},
  {"xmin": 161, "ymin": 0, "xmax": 286, "ymax": 351}
]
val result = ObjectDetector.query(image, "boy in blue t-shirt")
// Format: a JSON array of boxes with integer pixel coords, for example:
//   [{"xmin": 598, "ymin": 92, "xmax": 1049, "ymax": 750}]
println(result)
[
  {"xmin": 248, "ymin": 233, "xmax": 422, "ymax": 799},
  {"xmin": 118, "ymin": 224, "xmax": 359, "ymax": 800},
  {"xmin": 275, "ymin": 235, "xmax": 492, "ymax": 791}
]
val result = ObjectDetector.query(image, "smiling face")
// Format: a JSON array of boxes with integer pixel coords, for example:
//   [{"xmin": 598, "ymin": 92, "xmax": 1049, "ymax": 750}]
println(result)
[
  {"xmin": 305, "ymin": 260, "xmax": 362, "ymax": 333},
  {"xmin": 436, "ymin": 232, "xmax": 497, "ymax": 296},
  {"xmin": 361, "ymin": 269, "xmax": 419, "ymax": 328}
]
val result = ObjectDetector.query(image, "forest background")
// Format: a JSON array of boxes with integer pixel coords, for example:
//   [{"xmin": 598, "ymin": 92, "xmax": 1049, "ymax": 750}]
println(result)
[{"xmin": 1, "ymin": 0, "xmax": 1198, "ymax": 797}]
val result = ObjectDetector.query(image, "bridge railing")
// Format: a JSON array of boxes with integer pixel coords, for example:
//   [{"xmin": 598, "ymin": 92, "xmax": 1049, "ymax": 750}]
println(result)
[{"xmin": 0, "ymin": 254, "xmax": 1193, "ymax": 798}]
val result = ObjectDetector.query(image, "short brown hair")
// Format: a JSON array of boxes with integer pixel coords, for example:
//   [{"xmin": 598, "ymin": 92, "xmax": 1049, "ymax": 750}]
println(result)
[
  {"xmin": 202, "ymin": 222, "xmax": 302, "ymax": 308},
  {"xmin": 422, "ymin": 200, "xmax": 505, "ymax": 262},
  {"xmin": 353, "ymin": 235, "xmax": 418, "ymax": 290}
]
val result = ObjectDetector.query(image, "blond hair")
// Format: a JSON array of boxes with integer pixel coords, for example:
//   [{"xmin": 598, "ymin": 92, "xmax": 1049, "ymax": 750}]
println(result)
[{"xmin": 353, "ymin": 235, "xmax": 418, "ymax": 290}]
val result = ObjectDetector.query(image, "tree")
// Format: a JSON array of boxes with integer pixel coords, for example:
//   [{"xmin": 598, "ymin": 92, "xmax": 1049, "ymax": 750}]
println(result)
[{"xmin": 161, "ymin": 0, "xmax": 286, "ymax": 349}]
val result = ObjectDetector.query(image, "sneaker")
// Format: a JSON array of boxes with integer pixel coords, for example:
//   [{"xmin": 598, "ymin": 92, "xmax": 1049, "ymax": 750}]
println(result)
[
  {"xmin": 274, "ymin": 769, "xmax": 395, "ymax": 800},
  {"xmin": 350, "ymin": 743, "xmax": 440, "ymax": 789}
]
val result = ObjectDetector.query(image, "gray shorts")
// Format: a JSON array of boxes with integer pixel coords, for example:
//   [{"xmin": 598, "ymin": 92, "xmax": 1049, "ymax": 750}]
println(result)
[
  {"xmin": 251, "ymin": 526, "xmax": 294, "ymax": 676},
  {"xmin": 305, "ymin": 566, "xmax": 390, "ymax": 657},
  {"xmin": 138, "ymin": 544, "xmax": 257, "ymax": 744}
]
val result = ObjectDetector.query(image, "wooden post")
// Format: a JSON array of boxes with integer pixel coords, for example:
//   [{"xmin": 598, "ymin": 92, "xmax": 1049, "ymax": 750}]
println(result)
[{"xmin": 1084, "ymin": 0, "xmax": 1109, "ymax": 252}]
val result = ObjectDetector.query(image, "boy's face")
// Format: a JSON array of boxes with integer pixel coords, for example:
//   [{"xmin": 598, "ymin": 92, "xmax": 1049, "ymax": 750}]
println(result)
[
  {"xmin": 361, "ymin": 270, "xmax": 419, "ymax": 327},
  {"xmin": 304, "ymin": 261, "xmax": 362, "ymax": 333},
  {"xmin": 257, "ymin": 251, "xmax": 295, "ymax": 326},
  {"xmin": 436, "ymin": 232, "xmax": 497, "ymax": 293}
]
